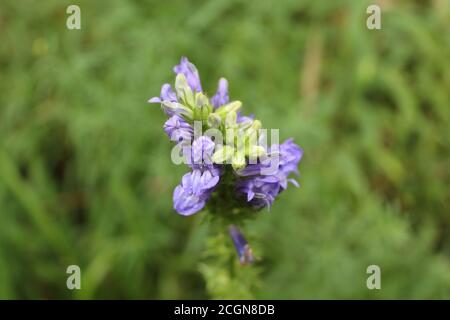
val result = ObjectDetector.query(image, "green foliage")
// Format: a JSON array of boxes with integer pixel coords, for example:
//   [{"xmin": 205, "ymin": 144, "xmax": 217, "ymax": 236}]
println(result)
[
  {"xmin": 199, "ymin": 229, "xmax": 261, "ymax": 299},
  {"xmin": 0, "ymin": 0, "xmax": 449, "ymax": 299}
]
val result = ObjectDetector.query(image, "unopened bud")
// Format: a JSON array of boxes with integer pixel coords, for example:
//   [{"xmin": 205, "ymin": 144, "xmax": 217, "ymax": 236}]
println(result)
[{"xmin": 207, "ymin": 113, "xmax": 221, "ymax": 128}]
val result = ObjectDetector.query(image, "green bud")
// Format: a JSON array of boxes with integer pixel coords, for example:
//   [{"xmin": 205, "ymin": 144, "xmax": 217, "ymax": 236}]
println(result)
[
  {"xmin": 231, "ymin": 151, "xmax": 246, "ymax": 170},
  {"xmin": 244, "ymin": 119, "xmax": 262, "ymax": 143},
  {"xmin": 246, "ymin": 145, "xmax": 266, "ymax": 158},
  {"xmin": 212, "ymin": 146, "xmax": 235, "ymax": 164},
  {"xmin": 225, "ymin": 111, "xmax": 237, "ymax": 128},
  {"xmin": 161, "ymin": 101, "xmax": 194, "ymax": 120},
  {"xmin": 215, "ymin": 101, "xmax": 242, "ymax": 118},
  {"xmin": 207, "ymin": 113, "xmax": 221, "ymax": 128},
  {"xmin": 192, "ymin": 92, "xmax": 212, "ymax": 121},
  {"xmin": 195, "ymin": 92, "xmax": 209, "ymax": 108},
  {"xmin": 250, "ymin": 119, "xmax": 262, "ymax": 131},
  {"xmin": 175, "ymin": 73, "xmax": 195, "ymax": 106}
]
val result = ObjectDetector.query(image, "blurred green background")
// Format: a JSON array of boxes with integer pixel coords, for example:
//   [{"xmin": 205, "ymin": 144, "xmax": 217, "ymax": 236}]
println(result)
[{"xmin": 0, "ymin": 0, "xmax": 449, "ymax": 299}]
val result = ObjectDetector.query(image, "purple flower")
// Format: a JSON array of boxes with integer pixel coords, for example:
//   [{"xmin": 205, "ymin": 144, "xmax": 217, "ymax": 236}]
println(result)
[
  {"xmin": 229, "ymin": 225, "xmax": 254, "ymax": 265},
  {"xmin": 149, "ymin": 57, "xmax": 304, "ymax": 220},
  {"xmin": 190, "ymin": 136, "xmax": 215, "ymax": 167},
  {"xmin": 173, "ymin": 136, "xmax": 222, "ymax": 216},
  {"xmin": 148, "ymin": 83, "xmax": 177, "ymax": 104},
  {"xmin": 173, "ymin": 169, "xmax": 219, "ymax": 216},
  {"xmin": 163, "ymin": 115, "xmax": 193, "ymax": 143},
  {"xmin": 181, "ymin": 136, "xmax": 220, "ymax": 175},
  {"xmin": 235, "ymin": 139, "xmax": 303, "ymax": 208},
  {"xmin": 236, "ymin": 175, "xmax": 281, "ymax": 209},
  {"xmin": 265, "ymin": 138, "xmax": 303, "ymax": 189},
  {"xmin": 278, "ymin": 138, "xmax": 303, "ymax": 177},
  {"xmin": 173, "ymin": 57, "xmax": 202, "ymax": 92},
  {"xmin": 211, "ymin": 78, "xmax": 229, "ymax": 108}
]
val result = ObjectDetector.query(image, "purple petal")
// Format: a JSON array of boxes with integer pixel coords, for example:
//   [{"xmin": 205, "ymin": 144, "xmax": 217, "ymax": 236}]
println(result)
[
  {"xmin": 229, "ymin": 225, "xmax": 254, "ymax": 265},
  {"xmin": 172, "ymin": 169, "xmax": 220, "ymax": 216},
  {"xmin": 211, "ymin": 78, "xmax": 229, "ymax": 108},
  {"xmin": 173, "ymin": 57, "xmax": 202, "ymax": 92},
  {"xmin": 163, "ymin": 115, "xmax": 193, "ymax": 143},
  {"xmin": 148, "ymin": 84, "xmax": 177, "ymax": 106}
]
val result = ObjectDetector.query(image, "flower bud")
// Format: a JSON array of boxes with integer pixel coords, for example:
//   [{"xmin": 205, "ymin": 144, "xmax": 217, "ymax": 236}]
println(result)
[
  {"xmin": 175, "ymin": 73, "xmax": 195, "ymax": 106},
  {"xmin": 225, "ymin": 110, "xmax": 237, "ymax": 128},
  {"xmin": 229, "ymin": 225, "xmax": 254, "ymax": 265},
  {"xmin": 192, "ymin": 92, "xmax": 212, "ymax": 121},
  {"xmin": 232, "ymin": 151, "xmax": 246, "ymax": 170},
  {"xmin": 161, "ymin": 101, "xmax": 194, "ymax": 120},
  {"xmin": 207, "ymin": 113, "xmax": 222, "ymax": 128},
  {"xmin": 212, "ymin": 146, "xmax": 235, "ymax": 164},
  {"xmin": 215, "ymin": 101, "xmax": 242, "ymax": 119}
]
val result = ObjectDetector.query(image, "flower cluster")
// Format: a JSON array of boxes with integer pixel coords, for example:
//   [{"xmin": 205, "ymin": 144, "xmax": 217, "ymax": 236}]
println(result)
[{"xmin": 149, "ymin": 57, "xmax": 303, "ymax": 216}]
